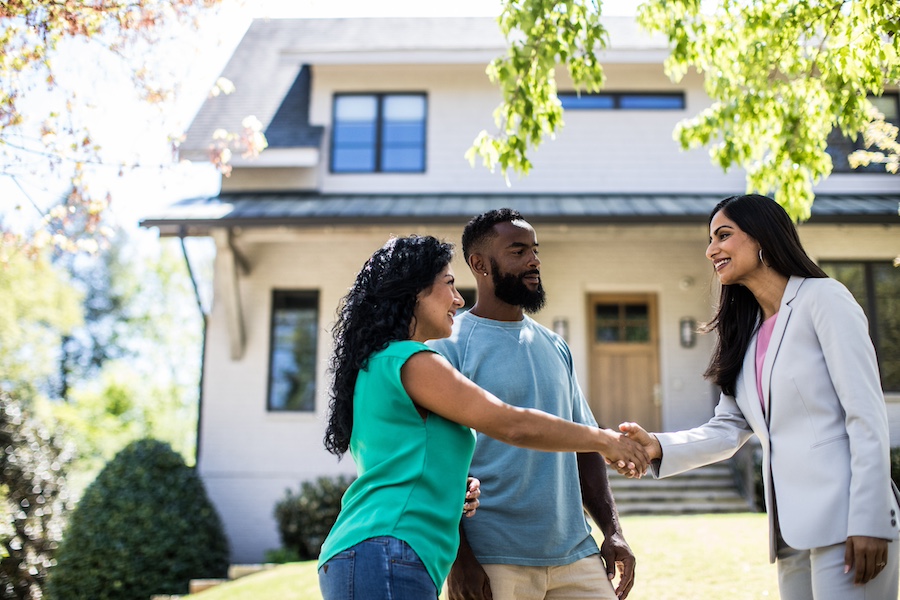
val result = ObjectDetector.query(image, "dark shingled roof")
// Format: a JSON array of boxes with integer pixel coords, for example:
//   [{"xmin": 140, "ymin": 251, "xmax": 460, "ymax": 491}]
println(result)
[
  {"xmin": 140, "ymin": 192, "xmax": 900, "ymax": 235},
  {"xmin": 264, "ymin": 66, "xmax": 324, "ymax": 149}
]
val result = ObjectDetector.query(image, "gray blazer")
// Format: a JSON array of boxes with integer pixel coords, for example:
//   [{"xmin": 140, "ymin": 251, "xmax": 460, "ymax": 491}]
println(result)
[{"xmin": 654, "ymin": 276, "xmax": 897, "ymax": 562}]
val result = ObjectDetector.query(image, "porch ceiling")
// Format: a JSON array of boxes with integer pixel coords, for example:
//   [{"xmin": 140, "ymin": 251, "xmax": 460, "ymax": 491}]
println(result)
[{"xmin": 139, "ymin": 192, "xmax": 900, "ymax": 236}]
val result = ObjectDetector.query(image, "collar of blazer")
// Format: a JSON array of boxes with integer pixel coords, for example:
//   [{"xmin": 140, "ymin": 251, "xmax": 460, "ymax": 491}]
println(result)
[{"xmin": 744, "ymin": 275, "xmax": 805, "ymax": 427}]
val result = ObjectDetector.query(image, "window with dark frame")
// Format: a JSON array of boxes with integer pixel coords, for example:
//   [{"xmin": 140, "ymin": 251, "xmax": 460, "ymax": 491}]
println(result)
[
  {"xmin": 331, "ymin": 93, "xmax": 427, "ymax": 173},
  {"xmin": 827, "ymin": 93, "xmax": 899, "ymax": 174},
  {"xmin": 268, "ymin": 291, "xmax": 319, "ymax": 412},
  {"xmin": 558, "ymin": 92, "xmax": 685, "ymax": 111},
  {"xmin": 821, "ymin": 261, "xmax": 900, "ymax": 392}
]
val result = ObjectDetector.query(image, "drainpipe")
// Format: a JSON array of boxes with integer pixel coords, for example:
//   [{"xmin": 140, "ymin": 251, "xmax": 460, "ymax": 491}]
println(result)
[{"xmin": 179, "ymin": 229, "xmax": 207, "ymax": 467}]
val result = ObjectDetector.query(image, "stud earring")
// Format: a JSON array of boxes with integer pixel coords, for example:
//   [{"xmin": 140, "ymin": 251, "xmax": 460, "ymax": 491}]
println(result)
[{"xmin": 483, "ymin": 272, "xmax": 488, "ymax": 276}]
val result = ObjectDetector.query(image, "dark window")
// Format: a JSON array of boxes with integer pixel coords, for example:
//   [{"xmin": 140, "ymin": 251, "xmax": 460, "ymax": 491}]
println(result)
[
  {"xmin": 559, "ymin": 92, "xmax": 685, "ymax": 111},
  {"xmin": 827, "ymin": 93, "xmax": 899, "ymax": 173},
  {"xmin": 331, "ymin": 94, "xmax": 426, "ymax": 173},
  {"xmin": 268, "ymin": 291, "xmax": 319, "ymax": 411},
  {"xmin": 594, "ymin": 302, "xmax": 650, "ymax": 343},
  {"xmin": 821, "ymin": 262, "xmax": 900, "ymax": 391}
]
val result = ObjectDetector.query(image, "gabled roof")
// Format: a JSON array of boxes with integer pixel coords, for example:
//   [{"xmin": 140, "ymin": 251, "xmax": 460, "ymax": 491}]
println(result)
[
  {"xmin": 264, "ymin": 66, "xmax": 324, "ymax": 148},
  {"xmin": 140, "ymin": 192, "xmax": 900, "ymax": 236}
]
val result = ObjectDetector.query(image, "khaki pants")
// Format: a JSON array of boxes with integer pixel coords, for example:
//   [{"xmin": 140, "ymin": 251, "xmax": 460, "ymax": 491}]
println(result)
[{"xmin": 481, "ymin": 555, "xmax": 617, "ymax": 600}]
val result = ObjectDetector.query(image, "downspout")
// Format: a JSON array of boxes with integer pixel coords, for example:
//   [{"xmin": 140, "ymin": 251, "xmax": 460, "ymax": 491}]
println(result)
[{"xmin": 179, "ymin": 230, "xmax": 207, "ymax": 467}]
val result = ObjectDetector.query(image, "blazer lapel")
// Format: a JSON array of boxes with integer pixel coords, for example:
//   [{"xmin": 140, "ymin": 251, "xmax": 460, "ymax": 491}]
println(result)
[{"xmin": 760, "ymin": 276, "xmax": 803, "ymax": 422}]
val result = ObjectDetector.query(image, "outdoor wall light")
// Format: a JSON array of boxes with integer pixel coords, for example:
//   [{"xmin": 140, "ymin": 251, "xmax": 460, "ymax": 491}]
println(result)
[
  {"xmin": 552, "ymin": 317, "xmax": 570, "ymax": 341},
  {"xmin": 679, "ymin": 317, "xmax": 697, "ymax": 348}
]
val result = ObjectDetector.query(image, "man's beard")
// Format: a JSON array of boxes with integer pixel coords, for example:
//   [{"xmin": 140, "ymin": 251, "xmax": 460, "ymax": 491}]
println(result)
[{"xmin": 490, "ymin": 258, "xmax": 546, "ymax": 314}]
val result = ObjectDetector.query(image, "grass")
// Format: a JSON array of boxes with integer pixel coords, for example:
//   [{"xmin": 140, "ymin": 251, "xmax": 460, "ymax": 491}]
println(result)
[{"xmin": 192, "ymin": 513, "xmax": 783, "ymax": 599}]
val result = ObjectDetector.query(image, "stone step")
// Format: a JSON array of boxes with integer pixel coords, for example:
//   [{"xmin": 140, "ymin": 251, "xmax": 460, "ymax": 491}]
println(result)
[{"xmin": 608, "ymin": 462, "xmax": 753, "ymax": 514}]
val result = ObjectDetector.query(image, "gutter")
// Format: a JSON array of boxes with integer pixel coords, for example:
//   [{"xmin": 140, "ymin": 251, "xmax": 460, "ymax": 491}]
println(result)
[{"xmin": 179, "ymin": 231, "xmax": 208, "ymax": 467}]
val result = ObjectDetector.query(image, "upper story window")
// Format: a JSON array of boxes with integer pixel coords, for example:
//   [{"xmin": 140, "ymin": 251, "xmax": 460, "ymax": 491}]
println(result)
[
  {"xmin": 559, "ymin": 92, "xmax": 685, "ymax": 111},
  {"xmin": 331, "ymin": 93, "xmax": 427, "ymax": 173},
  {"xmin": 821, "ymin": 261, "xmax": 900, "ymax": 392},
  {"xmin": 268, "ymin": 291, "xmax": 319, "ymax": 412},
  {"xmin": 827, "ymin": 93, "xmax": 899, "ymax": 173}
]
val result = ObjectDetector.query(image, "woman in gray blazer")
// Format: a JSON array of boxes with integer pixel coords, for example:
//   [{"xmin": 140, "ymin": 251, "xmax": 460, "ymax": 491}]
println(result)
[{"xmin": 622, "ymin": 194, "xmax": 899, "ymax": 599}]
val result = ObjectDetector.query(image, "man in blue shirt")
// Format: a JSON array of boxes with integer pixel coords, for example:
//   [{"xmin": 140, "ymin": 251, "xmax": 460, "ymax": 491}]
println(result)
[{"xmin": 429, "ymin": 209, "xmax": 636, "ymax": 600}]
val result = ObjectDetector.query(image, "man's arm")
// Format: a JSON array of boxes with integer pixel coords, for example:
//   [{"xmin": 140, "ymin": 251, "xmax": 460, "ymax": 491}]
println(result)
[
  {"xmin": 578, "ymin": 452, "xmax": 635, "ymax": 600},
  {"xmin": 446, "ymin": 522, "xmax": 493, "ymax": 600}
]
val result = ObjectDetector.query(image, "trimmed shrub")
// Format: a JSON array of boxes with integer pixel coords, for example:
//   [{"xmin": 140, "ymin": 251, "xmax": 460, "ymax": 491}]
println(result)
[
  {"xmin": 0, "ymin": 392, "xmax": 71, "ymax": 600},
  {"xmin": 47, "ymin": 439, "xmax": 228, "ymax": 600},
  {"xmin": 273, "ymin": 475, "xmax": 354, "ymax": 560}
]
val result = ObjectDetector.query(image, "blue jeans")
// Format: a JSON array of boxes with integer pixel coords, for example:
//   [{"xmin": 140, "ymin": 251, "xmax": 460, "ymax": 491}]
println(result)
[{"xmin": 318, "ymin": 536, "xmax": 438, "ymax": 599}]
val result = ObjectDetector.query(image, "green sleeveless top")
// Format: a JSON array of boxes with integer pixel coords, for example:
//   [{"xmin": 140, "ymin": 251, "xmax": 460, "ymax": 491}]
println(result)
[{"xmin": 318, "ymin": 340, "xmax": 477, "ymax": 589}]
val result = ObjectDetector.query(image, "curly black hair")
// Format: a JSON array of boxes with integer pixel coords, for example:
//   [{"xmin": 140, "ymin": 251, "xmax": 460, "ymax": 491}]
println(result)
[
  {"xmin": 461, "ymin": 208, "xmax": 524, "ymax": 261},
  {"xmin": 324, "ymin": 235, "xmax": 455, "ymax": 457}
]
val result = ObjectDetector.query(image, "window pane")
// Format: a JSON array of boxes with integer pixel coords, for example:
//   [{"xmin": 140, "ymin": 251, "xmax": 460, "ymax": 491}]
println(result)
[
  {"xmin": 871, "ymin": 96, "xmax": 899, "ymax": 120},
  {"xmin": 382, "ymin": 121, "xmax": 425, "ymax": 145},
  {"xmin": 269, "ymin": 292, "xmax": 318, "ymax": 411},
  {"xmin": 381, "ymin": 96, "xmax": 425, "ymax": 172},
  {"xmin": 619, "ymin": 94, "xmax": 685, "ymax": 110},
  {"xmin": 383, "ymin": 95, "xmax": 425, "ymax": 121},
  {"xmin": 335, "ymin": 96, "xmax": 377, "ymax": 121},
  {"xmin": 333, "ymin": 96, "xmax": 377, "ymax": 173},
  {"xmin": 333, "ymin": 122, "xmax": 376, "ymax": 145},
  {"xmin": 827, "ymin": 93, "xmax": 898, "ymax": 173},
  {"xmin": 873, "ymin": 264, "xmax": 900, "ymax": 391},
  {"xmin": 821, "ymin": 263, "xmax": 868, "ymax": 307},
  {"xmin": 595, "ymin": 304, "xmax": 618, "ymax": 320},
  {"xmin": 332, "ymin": 148, "xmax": 376, "ymax": 172},
  {"xmin": 560, "ymin": 94, "xmax": 614, "ymax": 110},
  {"xmin": 382, "ymin": 148, "xmax": 424, "ymax": 171}
]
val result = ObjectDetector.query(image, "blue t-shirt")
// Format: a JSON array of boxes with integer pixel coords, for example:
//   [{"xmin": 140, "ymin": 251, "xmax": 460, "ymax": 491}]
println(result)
[
  {"xmin": 429, "ymin": 313, "xmax": 600, "ymax": 566},
  {"xmin": 318, "ymin": 341, "xmax": 477, "ymax": 588}
]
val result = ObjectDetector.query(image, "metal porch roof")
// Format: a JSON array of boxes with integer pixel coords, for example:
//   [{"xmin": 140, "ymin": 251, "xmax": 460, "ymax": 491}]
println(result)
[{"xmin": 140, "ymin": 192, "xmax": 900, "ymax": 236}]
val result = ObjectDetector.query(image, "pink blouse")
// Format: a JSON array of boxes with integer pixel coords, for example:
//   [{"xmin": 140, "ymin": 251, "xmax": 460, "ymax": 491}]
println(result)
[{"xmin": 755, "ymin": 312, "xmax": 779, "ymax": 414}]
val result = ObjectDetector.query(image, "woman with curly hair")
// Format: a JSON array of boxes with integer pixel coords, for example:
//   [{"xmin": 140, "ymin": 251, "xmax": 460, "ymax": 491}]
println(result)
[{"xmin": 318, "ymin": 235, "xmax": 648, "ymax": 600}]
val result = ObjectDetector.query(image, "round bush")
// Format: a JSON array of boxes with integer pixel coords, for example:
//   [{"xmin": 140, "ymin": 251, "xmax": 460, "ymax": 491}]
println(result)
[
  {"xmin": 274, "ymin": 475, "xmax": 354, "ymax": 560},
  {"xmin": 47, "ymin": 439, "xmax": 228, "ymax": 600}
]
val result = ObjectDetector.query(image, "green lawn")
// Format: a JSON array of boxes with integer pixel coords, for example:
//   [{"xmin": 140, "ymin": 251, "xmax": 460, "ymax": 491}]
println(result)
[{"xmin": 193, "ymin": 513, "xmax": 786, "ymax": 599}]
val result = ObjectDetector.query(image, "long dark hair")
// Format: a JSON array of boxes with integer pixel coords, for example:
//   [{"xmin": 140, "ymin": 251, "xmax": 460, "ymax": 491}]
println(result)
[
  {"xmin": 703, "ymin": 194, "xmax": 826, "ymax": 395},
  {"xmin": 324, "ymin": 235, "xmax": 455, "ymax": 457}
]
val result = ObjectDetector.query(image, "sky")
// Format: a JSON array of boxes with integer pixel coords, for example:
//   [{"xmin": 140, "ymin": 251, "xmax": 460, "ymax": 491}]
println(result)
[{"xmin": 1, "ymin": 0, "xmax": 640, "ymax": 236}]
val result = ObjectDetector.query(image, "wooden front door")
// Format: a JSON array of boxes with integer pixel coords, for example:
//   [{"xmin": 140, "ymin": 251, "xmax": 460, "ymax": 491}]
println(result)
[{"xmin": 588, "ymin": 294, "xmax": 661, "ymax": 432}]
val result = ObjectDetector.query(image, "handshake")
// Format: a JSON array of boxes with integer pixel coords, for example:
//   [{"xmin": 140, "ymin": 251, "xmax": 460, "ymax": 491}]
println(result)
[{"xmin": 599, "ymin": 422, "xmax": 663, "ymax": 478}]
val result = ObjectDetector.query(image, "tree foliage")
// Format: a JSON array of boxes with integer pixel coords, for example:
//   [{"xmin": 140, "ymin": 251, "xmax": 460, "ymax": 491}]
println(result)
[
  {"xmin": 0, "ymin": 253, "xmax": 82, "ymax": 404},
  {"xmin": 0, "ymin": 0, "xmax": 266, "ymax": 262},
  {"xmin": 0, "ymin": 392, "xmax": 71, "ymax": 600},
  {"xmin": 467, "ymin": 0, "xmax": 608, "ymax": 181},
  {"xmin": 478, "ymin": 0, "xmax": 900, "ymax": 220}
]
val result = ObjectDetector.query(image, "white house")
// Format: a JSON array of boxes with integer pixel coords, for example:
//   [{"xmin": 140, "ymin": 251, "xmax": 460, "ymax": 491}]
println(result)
[{"xmin": 141, "ymin": 16, "xmax": 900, "ymax": 563}]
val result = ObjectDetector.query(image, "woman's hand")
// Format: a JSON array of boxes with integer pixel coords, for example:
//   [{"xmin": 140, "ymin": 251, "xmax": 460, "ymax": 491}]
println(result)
[
  {"xmin": 463, "ymin": 476, "xmax": 481, "ymax": 517},
  {"xmin": 845, "ymin": 535, "xmax": 890, "ymax": 584}
]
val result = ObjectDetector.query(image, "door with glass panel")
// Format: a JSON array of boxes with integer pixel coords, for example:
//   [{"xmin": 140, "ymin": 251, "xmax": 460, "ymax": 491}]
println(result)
[{"xmin": 588, "ymin": 294, "xmax": 661, "ymax": 432}]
